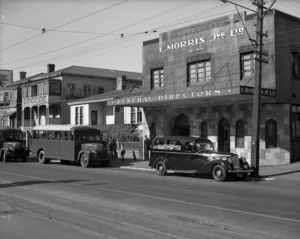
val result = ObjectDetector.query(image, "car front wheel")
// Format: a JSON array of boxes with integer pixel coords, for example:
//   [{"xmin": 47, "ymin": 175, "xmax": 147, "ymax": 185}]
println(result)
[
  {"xmin": 156, "ymin": 161, "xmax": 167, "ymax": 176},
  {"xmin": 212, "ymin": 165, "xmax": 227, "ymax": 181}
]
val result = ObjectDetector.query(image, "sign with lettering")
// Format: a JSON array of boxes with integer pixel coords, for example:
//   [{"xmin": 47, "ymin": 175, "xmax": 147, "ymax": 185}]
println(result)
[
  {"xmin": 23, "ymin": 95, "xmax": 48, "ymax": 106},
  {"xmin": 159, "ymin": 28, "xmax": 244, "ymax": 53},
  {"xmin": 240, "ymin": 86, "xmax": 276, "ymax": 97},
  {"xmin": 108, "ymin": 89, "xmax": 233, "ymax": 106}
]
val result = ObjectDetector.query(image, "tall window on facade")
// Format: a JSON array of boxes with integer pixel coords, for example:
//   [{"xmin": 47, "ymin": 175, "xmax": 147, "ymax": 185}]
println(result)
[
  {"xmin": 98, "ymin": 87, "xmax": 104, "ymax": 94},
  {"xmin": 37, "ymin": 83, "xmax": 43, "ymax": 96},
  {"xmin": 292, "ymin": 105, "xmax": 300, "ymax": 138},
  {"xmin": 200, "ymin": 121, "xmax": 208, "ymax": 138},
  {"xmin": 131, "ymin": 107, "xmax": 136, "ymax": 124},
  {"xmin": 43, "ymin": 82, "xmax": 48, "ymax": 95},
  {"xmin": 265, "ymin": 119, "xmax": 277, "ymax": 148},
  {"xmin": 292, "ymin": 52, "xmax": 300, "ymax": 78},
  {"xmin": 49, "ymin": 105, "xmax": 61, "ymax": 118},
  {"xmin": 67, "ymin": 83, "xmax": 75, "ymax": 98},
  {"xmin": 187, "ymin": 60, "xmax": 211, "ymax": 86},
  {"xmin": 75, "ymin": 106, "xmax": 83, "ymax": 125},
  {"xmin": 83, "ymin": 85, "xmax": 92, "ymax": 97},
  {"xmin": 137, "ymin": 107, "xmax": 143, "ymax": 123},
  {"xmin": 49, "ymin": 83, "xmax": 61, "ymax": 95},
  {"xmin": 151, "ymin": 68, "xmax": 164, "ymax": 89},
  {"xmin": 236, "ymin": 119, "xmax": 245, "ymax": 148},
  {"xmin": 91, "ymin": 110, "xmax": 97, "ymax": 125},
  {"xmin": 24, "ymin": 108, "xmax": 30, "ymax": 120},
  {"xmin": 22, "ymin": 87, "xmax": 28, "ymax": 98},
  {"xmin": 240, "ymin": 52, "xmax": 255, "ymax": 79}
]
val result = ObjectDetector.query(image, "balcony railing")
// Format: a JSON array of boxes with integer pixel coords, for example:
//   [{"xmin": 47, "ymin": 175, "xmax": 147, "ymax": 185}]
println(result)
[{"xmin": 23, "ymin": 95, "xmax": 49, "ymax": 107}]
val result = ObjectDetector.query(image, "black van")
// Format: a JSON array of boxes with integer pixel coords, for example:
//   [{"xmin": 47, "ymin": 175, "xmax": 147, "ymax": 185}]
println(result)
[{"xmin": 149, "ymin": 136, "xmax": 252, "ymax": 181}]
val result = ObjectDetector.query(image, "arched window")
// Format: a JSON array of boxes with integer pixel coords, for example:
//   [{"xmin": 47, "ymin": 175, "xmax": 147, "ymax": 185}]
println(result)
[
  {"xmin": 150, "ymin": 122, "xmax": 156, "ymax": 139},
  {"xmin": 200, "ymin": 121, "xmax": 208, "ymax": 138},
  {"xmin": 236, "ymin": 119, "xmax": 245, "ymax": 148},
  {"xmin": 265, "ymin": 119, "xmax": 277, "ymax": 148}
]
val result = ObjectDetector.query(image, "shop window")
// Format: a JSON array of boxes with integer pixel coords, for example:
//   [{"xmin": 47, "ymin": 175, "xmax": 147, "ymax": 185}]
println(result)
[
  {"xmin": 187, "ymin": 60, "xmax": 211, "ymax": 86},
  {"xmin": 75, "ymin": 106, "xmax": 83, "ymax": 125},
  {"xmin": 240, "ymin": 52, "xmax": 255, "ymax": 80},
  {"xmin": 265, "ymin": 119, "xmax": 277, "ymax": 148},
  {"xmin": 49, "ymin": 105, "xmax": 61, "ymax": 119},
  {"xmin": 292, "ymin": 52, "xmax": 300, "ymax": 78},
  {"xmin": 131, "ymin": 107, "xmax": 136, "ymax": 124},
  {"xmin": 236, "ymin": 119, "xmax": 245, "ymax": 148},
  {"xmin": 200, "ymin": 121, "xmax": 208, "ymax": 138},
  {"xmin": 151, "ymin": 68, "xmax": 164, "ymax": 89},
  {"xmin": 292, "ymin": 105, "xmax": 300, "ymax": 138}
]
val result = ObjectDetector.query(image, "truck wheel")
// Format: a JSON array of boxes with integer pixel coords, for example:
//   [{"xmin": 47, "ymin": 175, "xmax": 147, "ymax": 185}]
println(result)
[
  {"xmin": 212, "ymin": 165, "xmax": 227, "ymax": 181},
  {"xmin": 156, "ymin": 161, "xmax": 167, "ymax": 176},
  {"xmin": 38, "ymin": 150, "xmax": 48, "ymax": 164},
  {"xmin": 80, "ymin": 153, "xmax": 90, "ymax": 168}
]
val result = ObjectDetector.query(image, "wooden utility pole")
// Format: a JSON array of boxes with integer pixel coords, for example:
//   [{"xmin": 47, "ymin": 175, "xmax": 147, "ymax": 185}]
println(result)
[
  {"xmin": 251, "ymin": 0, "xmax": 265, "ymax": 177},
  {"xmin": 221, "ymin": 0, "xmax": 276, "ymax": 177}
]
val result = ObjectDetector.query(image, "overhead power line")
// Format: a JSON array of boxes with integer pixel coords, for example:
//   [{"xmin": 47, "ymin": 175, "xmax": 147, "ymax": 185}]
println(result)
[
  {"xmin": 0, "ymin": 0, "xmax": 128, "ymax": 52},
  {"xmin": 0, "ymin": 0, "xmax": 200, "ymax": 67}
]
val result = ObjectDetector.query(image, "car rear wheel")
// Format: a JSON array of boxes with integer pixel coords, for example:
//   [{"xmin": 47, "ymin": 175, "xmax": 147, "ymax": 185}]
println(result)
[
  {"xmin": 156, "ymin": 161, "xmax": 167, "ymax": 176},
  {"xmin": 80, "ymin": 153, "xmax": 90, "ymax": 168},
  {"xmin": 212, "ymin": 165, "xmax": 227, "ymax": 181}
]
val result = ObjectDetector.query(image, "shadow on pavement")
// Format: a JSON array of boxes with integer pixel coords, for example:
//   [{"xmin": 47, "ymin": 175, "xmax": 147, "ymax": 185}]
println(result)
[{"xmin": 0, "ymin": 179, "xmax": 87, "ymax": 188}]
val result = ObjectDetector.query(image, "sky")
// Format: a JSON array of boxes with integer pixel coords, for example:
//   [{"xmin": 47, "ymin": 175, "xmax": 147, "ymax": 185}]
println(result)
[{"xmin": 1, "ymin": 0, "xmax": 300, "ymax": 81}]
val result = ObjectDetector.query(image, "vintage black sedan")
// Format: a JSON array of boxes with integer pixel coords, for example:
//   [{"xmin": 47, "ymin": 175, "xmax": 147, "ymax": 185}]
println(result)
[{"xmin": 149, "ymin": 136, "xmax": 252, "ymax": 181}]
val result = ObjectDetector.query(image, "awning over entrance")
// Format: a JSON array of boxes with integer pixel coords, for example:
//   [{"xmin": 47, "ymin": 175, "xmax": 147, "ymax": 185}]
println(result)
[
  {"xmin": 0, "ymin": 108, "xmax": 16, "ymax": 117},
  {"xmin": 107, "ymin": 86, "xmax": 276, "ymax": 107}
]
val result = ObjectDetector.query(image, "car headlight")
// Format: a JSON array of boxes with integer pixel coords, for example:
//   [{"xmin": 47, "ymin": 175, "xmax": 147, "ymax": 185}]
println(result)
[{"xmin": 212, "ymin": 156, "xmax": 228, "ymax": 161}]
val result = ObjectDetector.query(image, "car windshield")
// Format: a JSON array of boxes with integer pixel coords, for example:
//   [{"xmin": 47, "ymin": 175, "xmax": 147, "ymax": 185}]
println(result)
[
  {"xmin": 3, "ymin": 132, "xmax": 23, "ymax": 141},
  {"xmin": 195, "ymin": 142, "xmax": 214, "ymax": 152}
]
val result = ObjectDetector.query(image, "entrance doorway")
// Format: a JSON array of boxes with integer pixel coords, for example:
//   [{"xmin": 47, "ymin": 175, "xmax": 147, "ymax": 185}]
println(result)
[
  {"xmin": 172, "ymin": 114, "xmax": 190, "ymax": 136},
  {"xmin": 218, "ymin": 118, "xmax": 230, "ymax": 152}
]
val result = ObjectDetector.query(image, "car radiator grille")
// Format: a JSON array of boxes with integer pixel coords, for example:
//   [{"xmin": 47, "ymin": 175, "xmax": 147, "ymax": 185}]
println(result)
[{"xmin": 231, "ymin": 155, "xmax": 240, "ymax": 169}]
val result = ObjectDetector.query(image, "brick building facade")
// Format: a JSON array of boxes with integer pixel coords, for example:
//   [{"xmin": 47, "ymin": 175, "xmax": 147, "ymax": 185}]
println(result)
[{"xmin": 108, "ymin": 10, "xmax": 300, "ymax": 165}]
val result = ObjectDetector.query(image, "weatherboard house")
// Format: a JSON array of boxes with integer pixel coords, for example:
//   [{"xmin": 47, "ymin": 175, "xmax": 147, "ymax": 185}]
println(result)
[
  {"xmin": 2, "ymin": 64, "xmax": 141, "ymax": 132},
  {"xmin": 108, "ymin": 10, "xmax": 300, "ymax": 165}
]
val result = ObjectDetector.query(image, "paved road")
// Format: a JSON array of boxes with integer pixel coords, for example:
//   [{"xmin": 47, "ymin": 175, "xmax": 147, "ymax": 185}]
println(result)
[{"xmin": 1, "ymin": 161, "xmax": 300, "ymax": 239}]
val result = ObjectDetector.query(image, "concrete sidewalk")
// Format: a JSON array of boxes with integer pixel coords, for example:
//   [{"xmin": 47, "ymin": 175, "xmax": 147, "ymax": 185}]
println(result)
[{"xmin": 111, "ymin": 158, "xmax": 300, "ymax": 182}]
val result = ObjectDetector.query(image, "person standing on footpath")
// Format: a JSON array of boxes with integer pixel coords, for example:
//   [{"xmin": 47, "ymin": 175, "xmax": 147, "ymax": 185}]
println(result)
[
  {"xmin": 109, "ymin": 138, "xmax": 117, "ymax": 159},
  {"xmin": 144, "ymin": 135, "xmax": 151, "ymax": 161}
]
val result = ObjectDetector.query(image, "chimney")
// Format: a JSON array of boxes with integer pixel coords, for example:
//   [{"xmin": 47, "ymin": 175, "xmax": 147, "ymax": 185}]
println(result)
[
  {"xmin": 47, "ymin": 64, "xmax": 55, "ymax": 73},
  {"xmin": 116, "ymin": 75, "xmax": 126, "ymax": 91},
  {"xmin": 20, "ymin": 71, "xmax": 27, "ymax": 79}
]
